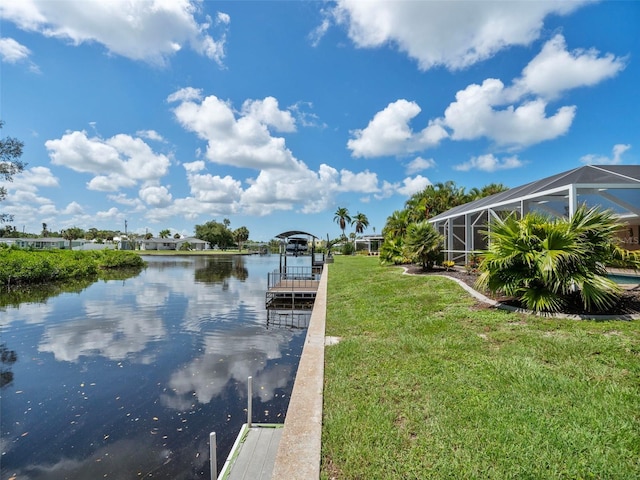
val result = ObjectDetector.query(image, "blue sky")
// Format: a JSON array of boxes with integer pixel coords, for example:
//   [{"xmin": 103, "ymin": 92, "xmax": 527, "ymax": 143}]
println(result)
[{"xmin": 1, "ymin": 1, "xmax": 638, "ymax": 241}]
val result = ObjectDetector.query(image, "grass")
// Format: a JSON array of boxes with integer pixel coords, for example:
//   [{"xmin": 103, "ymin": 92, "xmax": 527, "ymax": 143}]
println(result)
[{"xmin": 321, "ymin": 256, "xmax": 640, "ymax": 479}]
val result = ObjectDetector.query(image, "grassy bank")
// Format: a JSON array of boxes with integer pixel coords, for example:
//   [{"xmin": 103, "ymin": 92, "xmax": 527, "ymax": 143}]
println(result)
[
  {"xmin": 322, "ymin": 256, "xmax": 640, "ymax": 479},
  {"xmin": 0, "ymin": 247, "xmax": 145, "ymax": 286}
]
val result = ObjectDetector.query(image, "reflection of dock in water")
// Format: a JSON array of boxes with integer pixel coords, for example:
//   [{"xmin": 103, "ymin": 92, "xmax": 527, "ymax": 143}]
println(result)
[
  {"xmin": 266, "ymin": 309, "xmax": 311, "ymax": 329},
  {"xmin": 212, "ymin": 232, "xmax": 329, "ymax": 478},
  {"xmin": 211, "ymin": 230, "xmax": 326, "ymax": 477}
]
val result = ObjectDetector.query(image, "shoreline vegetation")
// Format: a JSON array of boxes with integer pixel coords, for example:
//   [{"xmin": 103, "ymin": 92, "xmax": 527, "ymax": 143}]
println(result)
[
  {"xmin": 322, "ymin": 256, "xmax": 640, "ymax": 479},
  {"xmin": 0, "ymin": 247, "xmax": 146, "ymax": 287}
]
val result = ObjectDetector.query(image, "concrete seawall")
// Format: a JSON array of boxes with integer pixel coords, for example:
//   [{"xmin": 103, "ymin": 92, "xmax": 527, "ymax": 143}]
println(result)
[{"xmin": 270, "ymin": 264, "xmax": 328, "ymax": 479}]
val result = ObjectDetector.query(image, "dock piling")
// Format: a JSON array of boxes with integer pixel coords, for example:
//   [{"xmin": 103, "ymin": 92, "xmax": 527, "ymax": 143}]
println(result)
[
  {"xmin": 210, "ymin": 432, "xmax": 216, "ymax": 480},
  {"xmin": 247, "ymin": 376, "xmax": 253, "ymax": 428}
]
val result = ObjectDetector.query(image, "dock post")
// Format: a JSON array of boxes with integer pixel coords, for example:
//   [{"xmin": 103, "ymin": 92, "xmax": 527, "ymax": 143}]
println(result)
[
  {"xmin": 209, "ymin": 432, "xmax": 216, "ymax": 480},
  {"xmin": 247, "ymin": 376, "xmax": 253, "ymax": 428}
]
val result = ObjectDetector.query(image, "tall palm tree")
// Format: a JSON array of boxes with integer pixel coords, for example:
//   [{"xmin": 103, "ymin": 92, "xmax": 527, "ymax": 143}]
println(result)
[
  {"xmin": 383, "ymin": 209, "xmax": 409, "ymax": 239},
  {"xmin": 159, "ymin": 229, "xmax": 171, "ymax": 239},
  {"xmin": 334, "ymin": 207, "xmax": 351, "ymax": 239},
  {"xmin": 352, "ymin": 212, "xmax": 369, "ymax": 235}
]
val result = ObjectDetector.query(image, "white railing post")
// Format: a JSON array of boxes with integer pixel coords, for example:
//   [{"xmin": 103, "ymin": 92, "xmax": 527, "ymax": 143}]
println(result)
[
  {"xmin": 210, "ymin": 432, "xmax": 217, "ymax": 480},
  {"xmin": 247, "ymin": 376, "xmax": 253, "ymax": 428}
]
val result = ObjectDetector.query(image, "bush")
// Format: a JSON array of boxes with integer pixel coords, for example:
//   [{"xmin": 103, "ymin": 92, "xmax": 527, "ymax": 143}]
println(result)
[
  {"xmin": 404, "ymin": 221, "xmax": 443, "ymax": 270},
  {"xmin": 341, "ymin": 242, "xmax": 355, "ymax": 255},
  {"xmin": 0, "ymin": 248, "xmax": 145, "ymax": 287},
  {"xmin": 476, "ymin": 205, "xmax": 640, "ymax": 313}
]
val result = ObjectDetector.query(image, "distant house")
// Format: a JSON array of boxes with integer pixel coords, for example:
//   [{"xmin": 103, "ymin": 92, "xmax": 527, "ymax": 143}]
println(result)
[
  {"xmin": 139, "ymin": 237, "xmax": 177, "ymax": 251},
  {"xmin": 176, "ymin": 237, "xmax": 208, "ymax": 251},
  {"xmin": 354, "ymin": 234, "xmax": 383, "ymax": 254},
  {"xmin": 139, "ymin": 236, "xmax": 209, "ymax": 251},
  {"xmin": 0, "ymin": 237, "xmax": 86, "ymax": 250}
]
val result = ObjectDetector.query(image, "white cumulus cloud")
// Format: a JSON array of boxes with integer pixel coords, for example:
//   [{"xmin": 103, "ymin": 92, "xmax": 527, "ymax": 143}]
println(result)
[
  {"xmin": 0, "ymin": 0, "xmax": 229, "ymax": 66},
  {"xmin": 348, "ymin": 33, "xmax": 624, "ymax": 155},
  {"xmin": 11, "ymin": 166, "xmax": 59, "ymax": 192},
  {"xmin": 580, "ymin": 144, "xmax": 631, "ymax": 165},
  {"xmin": 170, "ymin": 91, "xmax": 299, "ymax": 169},
  {"xmin": 406, "ymin": 157, "xmax": 436, "ymax": 175},
  {"xmin": 0, "ymin": 37, "xmax": 31, "ymax": 62},
  {"xmin": 454, "ymin": 154, "xmax": 525, "ymax": 172},
  {"xmin": 139, "ymin": 185, "xmax": 173, "ymax": 207},
  {"xmin": 510, "ymin": 34, "xmax": 626, "ymax": 100},
  {"xmin": 347, "ymin": 100, "xmax": 447, "ymax": 158},
  {"xmin": 396, "ymin": 175, "xmax": 432, "ymax": 196},
  {"xmin": 327, "ymin": 0, "xmax": 587, "ymax": 71},
  {"xmin": 443, "ymin": 80, "xmax": 576, "ymax": 147},
  {"xmin": 45, "ymin": 130, "xmax": 171, "ymax": 191}
]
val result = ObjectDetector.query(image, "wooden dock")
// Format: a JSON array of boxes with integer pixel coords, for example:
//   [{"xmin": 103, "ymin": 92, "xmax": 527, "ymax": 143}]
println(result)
[
  {"xmin": 265, "ymin": 274, "xmax": 320, "ymax": 310},
  {"xmin": 218, "ymin": 424, "xmax": 283, "ymax": 480},
  {"xmin": 213, "ymin": 264, "xmax": 324, "ymax": 479}
]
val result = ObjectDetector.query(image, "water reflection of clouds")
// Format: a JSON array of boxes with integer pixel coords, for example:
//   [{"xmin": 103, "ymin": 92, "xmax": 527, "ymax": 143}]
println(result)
[
  {"xmin": 36, "ymin": 258, "xmax": 269, "ymax": 364},
  {"xmin": 161, "ymin": 327, "xmax": 300, "ymax": 411},
  {"xmin": 0, "ymin": 301, "xmax": 55, "ymax": 327},
  {"xmin": 39, "ymin": 300, "xmax": 167, "ymax": 362},
  {"xmin": 3, "ymin": 257, "xmax": 305, "ymax": 478},
  {"xmin": 148, "ymin": 261, "xmax": 268, "ymax": 332},
  {"xmin": 9, "ymin": 435, "xmax": 207, "ymax": 480}
]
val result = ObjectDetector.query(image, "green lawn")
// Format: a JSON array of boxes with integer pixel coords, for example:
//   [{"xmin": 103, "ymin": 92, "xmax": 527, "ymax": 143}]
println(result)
[{"xmin": 321, "ymin": 256, "xmax": 640, "ymax": 479}]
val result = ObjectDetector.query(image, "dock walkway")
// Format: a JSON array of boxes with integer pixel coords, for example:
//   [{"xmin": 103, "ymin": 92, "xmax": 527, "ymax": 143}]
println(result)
[
  {"xmin": 218, "ymin": 424, "xmax": 283, "ymax": 480},
  {"xmin": 216, "ymin": 265, "xmax": 329, "ymax": 480}
]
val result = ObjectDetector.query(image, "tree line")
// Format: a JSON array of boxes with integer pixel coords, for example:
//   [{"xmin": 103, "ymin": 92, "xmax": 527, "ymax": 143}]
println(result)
[
  {"xmin": 194, "ymin": 219, "xmax": 249, "ymax": 250},
  {"xmin": 380, "ymin": 181, "xmax": 508, "ymax": 265}
]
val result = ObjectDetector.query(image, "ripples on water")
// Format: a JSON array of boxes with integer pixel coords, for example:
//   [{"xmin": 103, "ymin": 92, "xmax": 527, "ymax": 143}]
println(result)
[{"xmin": 0, "ymin": 255, "xmax": 309, "ymax": 479}]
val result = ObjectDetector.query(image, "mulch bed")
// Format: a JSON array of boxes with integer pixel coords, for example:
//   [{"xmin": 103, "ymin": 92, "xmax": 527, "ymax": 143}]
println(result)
[{"xmin": 403, "ymin": 265, "xmax": 640, "ymax": 316}]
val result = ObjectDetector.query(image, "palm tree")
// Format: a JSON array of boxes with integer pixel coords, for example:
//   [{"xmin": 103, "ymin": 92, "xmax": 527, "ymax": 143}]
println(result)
[
  {"xmin": 334, "ymin": 207, "xmax": 351, "ymax": 239},
  {"xmin": 159, "ymin": 229, "xmax": 171, "ymax": 239},
  {"xmin": 380, "ymin": 236, "xmax": 408, "ymax": 265},
  {"xmin": 352, "ymin": 212, "xmax": 369, "ymax": 235},
  {"xmin": 477, "ymin": 205, "xmax": 640, "ymax": 313},
  {"xmin": 404, "ymin": 181, "xmax": 469, "ymax": 222},
  {"xmin": 233, "ymin": 226, "xmax": 249, "ymax": 251},
  {"xmin": 479, "ymin": 183, "xmax": 508, "ymax": 198},
  {"xmin": 61, "ymin": 227, "xmax": 84, "ymax": 249},
  {"xmin": 404, "ymin": 221, "xmax": 443, "ymax": 270},
  {"xmin": 382, "ymin": 209, "xmax": 409, "ymax": 239}
]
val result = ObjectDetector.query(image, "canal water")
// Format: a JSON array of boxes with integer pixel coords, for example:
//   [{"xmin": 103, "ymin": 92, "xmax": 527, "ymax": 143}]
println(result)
[{"xmin": 0, "ymin": 254, "xmax": 310, "ymax": 479}]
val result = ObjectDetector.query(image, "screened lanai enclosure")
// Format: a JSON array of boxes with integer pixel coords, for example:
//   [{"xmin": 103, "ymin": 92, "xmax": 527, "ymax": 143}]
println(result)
[{"xmin": 428, "ymin": 165, "xmax": 640, "ymax": 265}]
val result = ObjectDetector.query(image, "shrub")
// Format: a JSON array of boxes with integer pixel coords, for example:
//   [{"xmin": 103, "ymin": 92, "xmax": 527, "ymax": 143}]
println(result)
[
  {"xmin": 379, "ymin": 237, "xmax": 408, "ymax": 265},
  {"xmin": 341, "ymin": 242, "xmax": 355, "ymax": 255},
  {"xmin": 404, "ymin": 221, "xmax": 443, "ymax": 270},
  {"xmin": 476, "ymin": 205, "xmax": 640, "ymax": 313},
  {"xmin": 0, "ymin": 248, "xmax": 145, "ymax": 286}
]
